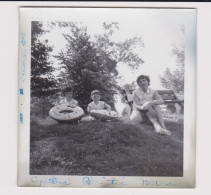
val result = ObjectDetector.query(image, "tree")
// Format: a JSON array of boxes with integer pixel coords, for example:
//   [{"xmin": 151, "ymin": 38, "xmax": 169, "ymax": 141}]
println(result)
[
  {"xmin": 31, "ymin": 21, "xmax": 56, "ymax": 97},
  {"xmin": 160, "ymin": 45, "xmax": 185, "ymax": 95},
  {"xmin": 55, "ymin": 22, "xmax": 144, "ymax": 111}
]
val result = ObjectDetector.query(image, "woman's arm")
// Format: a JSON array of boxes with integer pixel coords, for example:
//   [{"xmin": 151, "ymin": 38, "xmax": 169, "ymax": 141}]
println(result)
[
  {"xmin": 142, "ymin": 90, "xmax": 164, "ymax": 110},
  {"xmin": 151, "ymin": 91, "xmax": 164, "ymax": 105}
]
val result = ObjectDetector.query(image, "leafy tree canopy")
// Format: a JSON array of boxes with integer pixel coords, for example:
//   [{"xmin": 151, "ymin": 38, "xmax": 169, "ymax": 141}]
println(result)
[
  {"xmin": 31, "ymin": 21, "xmax": 56, "ymax": 97},
  {"xmin": 54, "ymin": 22, "xmax": 144, "ymax": 110},
  {"xmin": 160, "ymin": 45, "xmax": 185, "ymax": 95}
]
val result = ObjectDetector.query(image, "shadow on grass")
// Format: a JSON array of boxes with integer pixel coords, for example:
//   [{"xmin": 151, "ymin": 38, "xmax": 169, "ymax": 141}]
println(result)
[{"xmin": 30, "ymin": 117, "xmax": 183, "ymax": 176}]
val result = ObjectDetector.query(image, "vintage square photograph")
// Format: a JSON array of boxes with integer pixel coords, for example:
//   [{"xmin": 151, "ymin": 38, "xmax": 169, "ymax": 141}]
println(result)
[
  {"xmin": 18, "ymin": 7, "xmax": 196, "ymax": 187},
  {"xmin": 29, "ymin": 9, "xmax": 186, "ymax": 177}
]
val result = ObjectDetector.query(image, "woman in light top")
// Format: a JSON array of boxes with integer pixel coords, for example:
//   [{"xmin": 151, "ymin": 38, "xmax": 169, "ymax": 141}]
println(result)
[{"xmin": 125, "ymin": 75, "xmax": 171, "ymax": 135}]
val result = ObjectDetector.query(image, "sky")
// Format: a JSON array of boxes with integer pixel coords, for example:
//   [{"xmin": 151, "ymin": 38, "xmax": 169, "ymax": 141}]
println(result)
[{"xmin": 39, "ymin": 8, "xmax": 186, "ymax": 113}]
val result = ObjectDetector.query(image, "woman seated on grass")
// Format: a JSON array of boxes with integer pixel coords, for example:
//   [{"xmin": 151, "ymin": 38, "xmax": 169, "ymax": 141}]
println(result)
[
  {"xmin": 56, "ymin": 86, "xmax": 79, "ymax": 108},
  {"xmin": 124, "ymin": 75, "xmax": 171, "ymax": 136}
]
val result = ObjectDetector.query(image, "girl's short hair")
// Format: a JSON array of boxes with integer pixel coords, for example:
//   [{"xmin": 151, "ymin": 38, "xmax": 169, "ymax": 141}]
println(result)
[
  {"xmin": 136, "ymin": 75, "xmax": 150, "ymax": 85},
  {"xmin": 62, "ymin": 86, "xmax": 73, "ymax": 96}
]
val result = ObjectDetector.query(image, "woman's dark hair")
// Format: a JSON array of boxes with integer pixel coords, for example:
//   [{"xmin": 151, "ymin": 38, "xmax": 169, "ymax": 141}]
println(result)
[{"xmin": 136, "ymin": 75, "xmax": 150, "ymax": 85}]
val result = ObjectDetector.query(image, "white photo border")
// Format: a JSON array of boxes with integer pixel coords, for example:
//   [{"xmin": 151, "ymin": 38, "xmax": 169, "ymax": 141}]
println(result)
[{"xmin": 18, "ymin": 6, "xmax": 196, "ymax": 188}]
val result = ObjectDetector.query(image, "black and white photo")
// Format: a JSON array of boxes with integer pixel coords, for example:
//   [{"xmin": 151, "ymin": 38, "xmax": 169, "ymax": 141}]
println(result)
[{"xmin": 18, "ymin": 7, "xmax": 196, "ymax": 188}]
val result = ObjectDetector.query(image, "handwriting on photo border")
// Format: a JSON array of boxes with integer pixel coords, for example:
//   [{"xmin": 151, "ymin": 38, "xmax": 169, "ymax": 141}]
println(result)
[
  {"xmin": 31, "ymin": 176, "xmax": 177, "ymax": 187},
  {"xmin": 19, "ymin": 32, "xmax": 27, "ymax": 82}
]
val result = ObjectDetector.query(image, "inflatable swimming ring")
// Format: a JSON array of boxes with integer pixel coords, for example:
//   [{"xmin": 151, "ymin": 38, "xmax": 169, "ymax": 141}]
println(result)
[
  {"xmin": 90, "ymin": 110, "xmax": 118, "ymax": 121},
  {"xmin": 49, "ymin": 105, "xmax": 85, "ymax": 122}
]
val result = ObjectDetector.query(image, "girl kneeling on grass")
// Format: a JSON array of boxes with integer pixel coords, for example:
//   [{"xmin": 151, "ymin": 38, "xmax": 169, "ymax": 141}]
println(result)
[{"xmin": 125, "ymin": 75, "xmax": 171, "ymax": 136}]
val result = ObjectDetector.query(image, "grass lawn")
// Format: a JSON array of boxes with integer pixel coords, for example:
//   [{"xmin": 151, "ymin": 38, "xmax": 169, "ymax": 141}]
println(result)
[{"xmin": 30, "ymin": 116, "xmax": 183, "ymax": 176}]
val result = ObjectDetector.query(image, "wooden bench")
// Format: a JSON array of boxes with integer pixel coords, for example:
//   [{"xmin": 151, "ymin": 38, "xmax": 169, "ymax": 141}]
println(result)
[
  {"xmin": 157, "ymin": 90, "xmax": 184, "ymax": 104},
  {"xmin": 123, "ymin": 89, "xmax": 184, "ymax": 113},
  {"xmin": 157, "ymin": 90, "xmax": 184, "ymax": 113}
]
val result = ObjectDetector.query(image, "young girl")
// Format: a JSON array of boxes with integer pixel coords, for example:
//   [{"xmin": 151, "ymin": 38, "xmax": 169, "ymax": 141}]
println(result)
[{"xmin": 56, "ymin": 87, "xmax": 79, "ymax": 108}]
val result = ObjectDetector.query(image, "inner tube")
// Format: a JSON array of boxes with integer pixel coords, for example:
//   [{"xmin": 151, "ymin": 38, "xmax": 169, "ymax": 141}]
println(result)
[
  {"xmin": 49, "ymin": 105, "xmax": 85, "ymax": 122},
  {"xmin": 90, "ymin": 110, "xmax": 118, "ymax": 121}
]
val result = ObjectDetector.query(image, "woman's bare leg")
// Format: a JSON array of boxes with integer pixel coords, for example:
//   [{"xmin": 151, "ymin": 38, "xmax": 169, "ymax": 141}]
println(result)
[
  {"xmin": 146, "ymin": 108, "xmax": 171, "ymax": 135},
  {"xmin": 153, "ymin": 105, "xmax": 166, "ymax": 129},
  {"xmin": 145, "ymin": 111, "xmax": 162, "ymax": 132}
]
